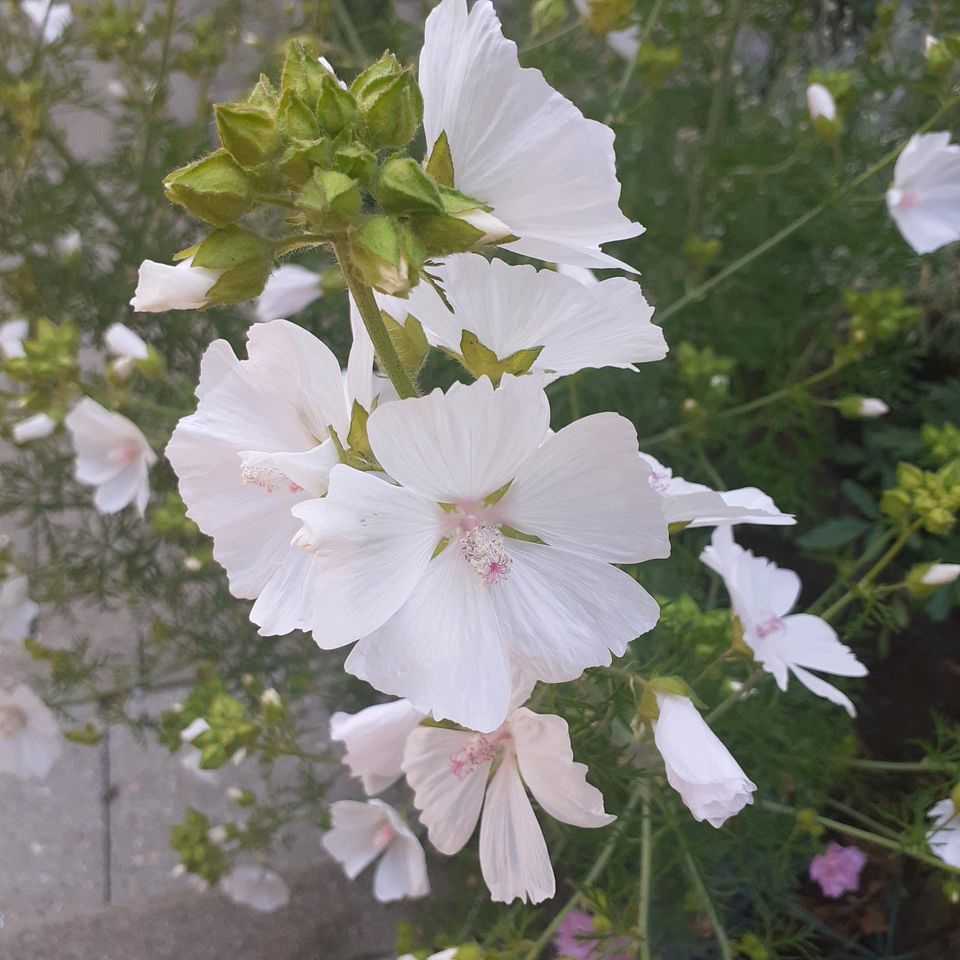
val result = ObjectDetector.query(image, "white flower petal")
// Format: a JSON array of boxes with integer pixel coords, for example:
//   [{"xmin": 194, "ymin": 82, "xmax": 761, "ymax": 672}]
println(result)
[
  {"xmin": 322, "ymin": 800, "xmax": 391, "ymax": 878},
  {"xmin": 12, "ymin": 413, "xmax": 56, "ymax": 443},
  {"xmin": 258, "ymin": 467, "xmax": 441, "ymax": 641},
  {"xmin": 130, "ymin": 258, "xmax": 222, "ymax": 312},
  {"xmin": 420, "ymin": 0, "xmax": 642, "ymax": 269},
  {"xmin": 372, "ymin": 833, "xmax": 430, "ymax": 902},
  {"xmin": 0, "ymin": 575, "xmax": 38, "ymax": 644},
  {"xmin": 652, "ymin": 693, "xmax": 755, "ymax": 828},
  {"xmin": 255, "ymin": 264, "xmax": 323, "ymax": 323},
  {"xmin": 219, "ymin": 866, "xmax": 290, "ymax": 913},
  {"xmin": 366, "ymin": 375, "xmax": 550, "ymax": 504},
  {"xmin": 105, "ymin": 322, "xmax": 149, "ymax": 360},
  {"xmin": 403, "ymin": 726, "xmax": 491, "ymax": 855},
  {"xmin": 498, "ymin": 414, "xmax": 669, "ymax": 563},
  {"xmin": 478, "ymin": 757, "xmax": 555, "ymax": 904},
  {"xmin": 345, "ymin": 542, "xmax": 513, "ymax": 732},
  {"xmin": 330, "ymin": 699, "xmax": 424, "ymax": 795},
  {"xmin": 806, "ymin": 83, "xmax": 836, "ymax": 121},
  {"xmin": 492, "ymin": 539, "xmax": 660, "ymax": 684},
  {"xmin": 0, "ymin": 684, "xmax": 62, "ymax": 780},
  {"xmin": 510, "ymin": 707, "xmax": 614, "ymax": 828}
]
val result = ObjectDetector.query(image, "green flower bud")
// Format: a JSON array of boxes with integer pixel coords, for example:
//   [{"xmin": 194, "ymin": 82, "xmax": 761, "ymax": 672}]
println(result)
[
  {"xmin": 277, "ymin": 89, "xmax": 319, "ymax": 142},
  {"xmin": 349, "ymin": 216, "xmax": 416, "ymax": 295},
  {"xmin": 280, "ymin": 40, "xmax": 327, "ymax": 105},
  {"xmin": 353, "ymin": 56, "xmax": 423, "ymax": 150},
  {"xmin": 215, "ymin": 104, "xmax": 278, "ymax": 168},
  {"xmin": 246, "ymin": 73, "xmax": 278, "ymax": 112},
  {"xmin": 531, "ymin": 0, "xmax": 568, "ymax": 36},
  {"xmin": 277, "ymin": 138, "xmax": 333, "ymax": 188},
  {"xmin": 316, "ymin": 72, "xmax": 358, "ymax": 136},
  {"xmin": 298, "ymin": 169, "xmax": 362, "ymax": 232},
  {"xmin": 164, "ymin": 150, "xmax": 253, "ymax": 227},
  {"xmin": 375, "ymin": 156, "xmax": 444, "ymax": 215},
  {"xmin": 584, "ymin": 0, "xmax": 631, "ymax": 34}
]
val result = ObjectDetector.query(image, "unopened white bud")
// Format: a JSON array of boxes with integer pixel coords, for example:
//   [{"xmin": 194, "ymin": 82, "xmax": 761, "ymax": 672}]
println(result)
[
  {"xmin": 207, "ymin": 825, "xmax": 229, "ymax": 845},
  {"xmin": 921, "ymin": 563, "xmax": 960, "ymax": 586}
]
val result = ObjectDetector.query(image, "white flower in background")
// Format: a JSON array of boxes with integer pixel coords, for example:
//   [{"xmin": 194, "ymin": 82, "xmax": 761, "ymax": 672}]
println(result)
[
  {"xmin": 651, "ymin": 692, "xmax": 755, "ymax": 827},
  {"xmin": 65, "ymin": 398, "xmax": 156, "ymax": 516},
  {"xmin": 886, "ymin": 132, "xmax": 960, "ymax": 255},
  {"xmin": 22, "ymin": 0, "xmax": 72, "ymax": 43},
  {"xmin": 857, "ymin": 397, "xmax": 889, "ymax": 418},
  {"xmin": 105, "ymin": 322, "xmax": 149, "ymax": 379},
  {"xmin": 219, "ymin": 865, "xmax": 291, "ymax": 913},
  {"xmin": 179, "ymin": 717, "xmax": 217, "ymax": 785},
  {"xmin": 640, "ymin": 452, "xmax": 794, "ymax": 528},
  {"xmin": 572, "ymin": 0, "xmax": 639, "ymax": 60},
  {"xmin": 255, "ymin": 264, "xmax": 323, "ymax": 323},
  {"xmin": 330, "ymin": 699, "xmax": 425, "ymax": 795},
  {"xmin": 0, "ymin": 319, "xmax": 28, "ymax": 359},
  {"xmin": 130, "ymin": 257, "xmax": 223, "ymax": 313},
  {"xmin": 403, "ymin": 679, "xmax": 614, "ymax": 905},
  {"xmin": 53, "ymin": 229, "xmax": 82, "ymax": 260},
  {"xmin": 166, "ymin": 314, "xmax": 384, "ymax": 606},
  {"xmin": 701, "ymin": 527, "xmax": 867, "ymax": 716},
  {"xmin": 12, "ymin": 412, "xmax": 56, "ymax": 444},
  {"xmin": 392, "ymin": 254, "xmax": 666, "ymax": 380},
  {"xmin": 399, "ymin": 953, "xmax": 458, "ymax": 960},
  {"xmin": 419, "ymin": 0, "xmax": 642, "ymax": 270},
  {"xmin": 322, "ymin": 799, "xmax": 429, "ymax": 902},
  {"xmin": 286, "ymin": 375, "xmax": 668, "ymax": 732},
  {"xmin": 0, "ymin": 684, "xmax": 62, "ymax": 780},
  {"xmin": 806, "ymin": 83, "xmax": 836, "ymax": 122},
  {"xmin": 920, "ymin": 563, "xmax": 960, "ymax": 586},
  {"xmin": 927, "ymin": 797, "xmax": 960, "ymax": 868},
  {"xmin": 0, "ymin": 573, "xmax": 39, "ymax": 644}
]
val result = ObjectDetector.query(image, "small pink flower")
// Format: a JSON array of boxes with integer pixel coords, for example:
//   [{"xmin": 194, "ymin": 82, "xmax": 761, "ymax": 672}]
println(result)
[
  {"xmin": 809, "ymin": 842, "xmax": 867, "ymax": 898},
  {"xmin": 554, "ymin": 909, "xmax": 631, "ymax": 960}
]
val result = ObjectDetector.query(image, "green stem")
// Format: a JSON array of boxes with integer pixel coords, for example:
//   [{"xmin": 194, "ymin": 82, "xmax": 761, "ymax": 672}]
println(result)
[
  {"xmin": 807, "ymin": 529, "xmax": 895, "ymax": 616},
  {"xmin": 820, "ymin": 522, "xmax": 919, "ymax": 623},
  {"xmin": 847, "ymin": 758, "xmax": 955, "ymax": 774},
  {"xmin": 330, "ymin": 0, "xmax": 369, "ymax": 64},
  {"xmin": 705, "ymin": 669, "xmax": 763, "ymax": 724},
  {"xmin": 637, "ymin": 778, "xmax": 654, "ymax": 960},
  {"xmin": 606, "ymin": 0, "xmax": 666, "ymax": 121},
  {"xmin": 332, "ymin": 240, "xmax": 420, "ymax": 399},
  {"xmin": 524, "ymin": 779, "xmax": 646, "ymax": 959},
  {"xmin": 677, "ymin": 834, "xmax": 733, "ymax": 960},
  {"xmin": 762, "ymin": 800, "xmax": 960, "ymax": 876}
]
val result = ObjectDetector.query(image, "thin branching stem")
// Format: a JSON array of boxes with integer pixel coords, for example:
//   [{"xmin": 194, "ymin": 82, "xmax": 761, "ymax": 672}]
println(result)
[{"xmin": 636, "ymin": 777, "xmax": 654, "ymax": 960}]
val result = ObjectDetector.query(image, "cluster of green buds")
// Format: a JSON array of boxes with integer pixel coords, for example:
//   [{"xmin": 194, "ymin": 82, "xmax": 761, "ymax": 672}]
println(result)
[
  {"xmin": 838, "ymin": 287, "xmax": 923, "ymax": 360},
  {"xmin": 170, "ymin": 808, "xmax": 230, "ymax": 884},
  {"xmin": 162, "ymin": 41, "xmax": 504, "ymax": 302},
  {"xmin": 881, "ymin": 461, "xmax": 960, "ymax": 536},
  {"xmin": 922, "ymin": 422, "xmax": 960, "ymax": 467},
  {"xmin": 2, "ymin": 319, "xmax": 79, "ymax": 422}
]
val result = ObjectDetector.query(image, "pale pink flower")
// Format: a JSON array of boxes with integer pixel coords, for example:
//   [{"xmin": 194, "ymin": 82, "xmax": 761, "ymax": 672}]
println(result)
[
  {"xmin": 0, "ymin": 684, "xmax": 62, "ymax": 780},
  {"xmin": 0, "ymin": 573, "xmax": 39, "ymax": 644},
  {"xmin": 554, "ymin": 909, "xmax": 631, "ymax": 960},
  {"xmin": 287, "ymin": 375, "xmax": 667, "ymax": 732},
  {"xmin": 809, "ymin": 842, "xmax": 867, "ymax": 898},
  {"xmin": 701, "ymin": 527, "xmax": 867, "ymax": 715}
]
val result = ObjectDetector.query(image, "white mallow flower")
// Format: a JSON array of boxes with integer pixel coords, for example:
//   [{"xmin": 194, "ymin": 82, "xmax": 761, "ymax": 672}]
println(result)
[
  {"xmin": 65, "ymin": 398, "xmax": 156, "ymax": 516},
  {"xmin": 886, "ymin": 132, "xmax": 960, "ymax": 255},
  {"xmin": 330, "ymin": 699, "xmax": 425, "ymax": 795},
  {"xmin": 921, "ymin": 563, "xmax": 960, "ymax": 586},
  {"xmin": 572, "ymin": 0, "xmax": 639, "ymax": 60},
  {"xmin": 12, "ymin": 412, "xmax": 56, "ymax": 443},
  {"xmin": 0, "ymin": 573, "xmax": 39, "ymax": 644},
  {"xmin": 701, "ymin": 527, "xmax": 867, "ymax": 716},
  {"xmin": 105, "ymin": 322, "xmax": 149, "ymax": 379},
  {"xmin": 166, "ymin": 314, "xmax": 385, "ymax": 606},
  {"xmin": 22, "ymin": 1, "xmax": 72, "ymax": 44},
  {"xmin": 0, "ymin": 319, "xmax": 28, "ymax": 359},
  {"xmin": 285, "ymin": 375, "xmax": 668, "ymax": 732},
  {"xmin": 651, "ymin": 692, "xmax": 755, "ymax": 828},
  {"xmin": 419, "ymin": 0, "xmax": 642, "ymax": 270},
  {"xmin": 322, "ymin": 799, "xmax": 430, "ymax": 903},
  {"xmin": 927, "ymin": 797, "xmax": 960, "ymax": 868},
  {"xmin": 806, "ymin": 83, "xmax": 836, "ymax": 122},
  {"xmin": 0, "ymin": 684, "xmax": 62, "ymax": 780},
  {"xmin": 641, "ymin": 452, "xmax": 794, "ymax": 528},
  {"xmin": 403, "ymin": 686, "xmax": 614, "ymax": 905},
  {"xmin": 219, "ymin": 865, "xmax": 290, "ymax": 913},
  {"xmin": 388, "ymin": 254, "xmax": 666, "ymax": 380},
  {"xmin": 130, "ymin": 257, "xmax": 222, "ymax": 313},
  {"xmin": 255, "ymin": 264, "xmax": 323, "ymax": 323}
]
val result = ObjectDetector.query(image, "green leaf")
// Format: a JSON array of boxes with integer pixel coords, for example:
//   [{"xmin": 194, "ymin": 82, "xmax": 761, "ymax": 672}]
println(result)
[
  {"xmin": 407, "ymin": 212, "xmax": 484, "ymax": 256},
  {"xmin": 797, "ymin": 516, "xmax": 872, "ymax": 550},
  {"xmin": 425, "ymin": 130, "xmax": 455, "ymax": 188},
  {"xmin": 842, "ymin": 480, "xmax": 880, "ymax": 519},
  {"xmin": 203, "ymin": 257, "xmax": 272, "ymax": 304}
]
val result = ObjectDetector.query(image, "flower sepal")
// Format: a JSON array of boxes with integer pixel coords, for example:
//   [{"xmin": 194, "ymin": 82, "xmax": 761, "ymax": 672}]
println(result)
[
  {"xmin": 189, "ymin": 227, "xmax": 275, "ymax": 305},
  {"xmin": 456, "ymin": 330, "xmax": 544, "ymax": 386},
  {"xmin": 163, "ymin": 149, "xmax": 254, "ymax": 227}
]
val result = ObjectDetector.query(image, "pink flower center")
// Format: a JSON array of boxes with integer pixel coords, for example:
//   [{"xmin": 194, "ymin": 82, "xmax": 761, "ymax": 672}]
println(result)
[
  {"xmin": 459, "ymin": 524, "xmax": 511, "ymax": 585},
  {"xmin": 897, "ymin": 189, "xmax": 922, "ymax": 210},
  {"xmin": 647, "ymin": 469, "xmax": 672, "ymax": 494},
  {"xmin": 372, "ymin": 822, "xmax": 397, "ymax": 850},
  {"xmin": 109, "ymin": 443, "xmax": 139, "ymax": 465},
  {"xmin": 240, "ymin": 458, "xmax": 302, "ymax": 495},
  {"xmin": 0, "ymin": 705, "xmax": 27, "ymax": 735},
  {"xmin": 449, "ymin": 733, "xmax": 499, "ymax": 780},
  {"xmin": 755, "ymin": 616, "xmax": 785, "ymax": 638}
]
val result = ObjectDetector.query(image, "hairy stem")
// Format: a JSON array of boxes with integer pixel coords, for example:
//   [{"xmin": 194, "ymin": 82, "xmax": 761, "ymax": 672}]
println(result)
[{"xmin": 332, "ymin": 240, "xmax": 420, "ymax": 399}]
